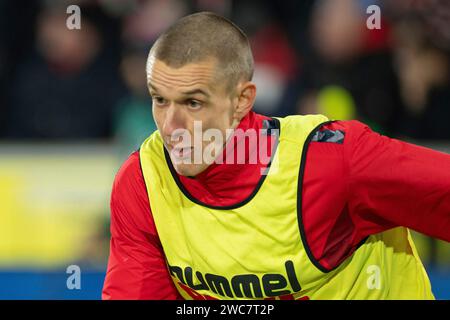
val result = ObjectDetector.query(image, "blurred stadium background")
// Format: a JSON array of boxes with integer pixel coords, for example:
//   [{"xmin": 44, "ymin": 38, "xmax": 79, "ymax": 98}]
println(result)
[{"xmin": 0, "ymin": 0, "xmax": 449, "ymax": 299}]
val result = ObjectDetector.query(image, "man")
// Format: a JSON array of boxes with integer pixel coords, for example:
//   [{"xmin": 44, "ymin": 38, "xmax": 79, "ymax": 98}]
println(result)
[{"xmin": 102, "ymin": 12, "xmax": 450, "ymax": 300}]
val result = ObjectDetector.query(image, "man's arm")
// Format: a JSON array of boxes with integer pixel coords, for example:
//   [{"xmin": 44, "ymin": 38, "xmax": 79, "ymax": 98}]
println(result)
[
  {"xmin": 346, "ymin": 121, "xmax": 450, "ymax": 242},
  {"xmin": 102, "ymin": 151, "xmax": 182, "ymax": 300}
]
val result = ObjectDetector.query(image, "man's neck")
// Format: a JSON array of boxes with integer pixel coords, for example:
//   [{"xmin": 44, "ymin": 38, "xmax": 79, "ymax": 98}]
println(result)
[{"xmin": 177, "ymin": 111, "xmax": 275, "ymax": 206}]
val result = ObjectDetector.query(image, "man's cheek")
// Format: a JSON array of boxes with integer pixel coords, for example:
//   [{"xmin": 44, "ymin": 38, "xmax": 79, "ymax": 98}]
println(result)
[{"xmin": 152, "ymin": 111, "xmax": 164, "ymax": 130}]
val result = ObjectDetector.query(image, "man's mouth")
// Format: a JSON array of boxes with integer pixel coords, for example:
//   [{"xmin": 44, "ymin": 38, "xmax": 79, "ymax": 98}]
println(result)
[{"xmin": 171, "ymin": 146, "xmax": 194, "ymax": 159}]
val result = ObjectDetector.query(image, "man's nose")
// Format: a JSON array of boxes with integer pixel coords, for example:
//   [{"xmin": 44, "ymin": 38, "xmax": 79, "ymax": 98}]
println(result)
[{"xmin": 162, "ymin": 104, "xmax": 184, "ymax": 139}]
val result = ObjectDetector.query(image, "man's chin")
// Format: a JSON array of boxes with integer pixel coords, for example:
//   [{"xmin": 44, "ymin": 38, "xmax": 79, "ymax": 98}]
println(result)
[{"xmin": 172, "ymin": 163, "xmax": 208, "ymax": 177}]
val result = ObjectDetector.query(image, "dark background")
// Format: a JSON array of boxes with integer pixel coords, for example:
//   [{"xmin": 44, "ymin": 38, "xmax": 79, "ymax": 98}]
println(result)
[{"xmin": 0, "ymin": 0, "xmax": 448, "ymax": 299}]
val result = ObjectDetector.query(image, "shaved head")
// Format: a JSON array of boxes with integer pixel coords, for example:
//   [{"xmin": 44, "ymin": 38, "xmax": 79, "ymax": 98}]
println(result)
[{"xmin": 147, "ymin": 12, "xmax": 254, "ymax": 92}]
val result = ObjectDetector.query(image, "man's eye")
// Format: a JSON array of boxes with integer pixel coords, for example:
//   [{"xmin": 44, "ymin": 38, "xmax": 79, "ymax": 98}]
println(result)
[
  {"xmin": 188, "ymin": 100, "xmax": 202, "ymax": 109},
  {"xmin": 153, "ymin": 96, "xmax": 167, "ymax": 106}
]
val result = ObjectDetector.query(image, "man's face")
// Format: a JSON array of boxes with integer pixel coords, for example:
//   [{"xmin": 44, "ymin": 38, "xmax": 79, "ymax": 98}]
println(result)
[{"xmin": 147, "ymin": 56, "xmax": 238, "ymax": 176}]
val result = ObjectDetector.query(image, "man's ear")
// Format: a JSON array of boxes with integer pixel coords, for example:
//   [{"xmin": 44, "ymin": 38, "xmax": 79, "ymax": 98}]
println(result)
[{"xmin": 233, "ymin": 81, "xmax": 256, "ymax": 122}]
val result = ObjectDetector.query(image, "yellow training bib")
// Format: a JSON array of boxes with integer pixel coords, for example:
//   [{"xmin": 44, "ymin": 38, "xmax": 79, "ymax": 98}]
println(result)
[{"xmin": 140, "ymin": 114, "xmax": 434, "ymax": 300}]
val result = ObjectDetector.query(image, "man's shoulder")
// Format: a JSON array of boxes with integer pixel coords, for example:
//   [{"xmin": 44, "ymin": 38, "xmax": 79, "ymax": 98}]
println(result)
[
  {"xmin": 320, "ymin": 119, "xmax": 369, "ymax": 132},
  {"xmin": 112, "ymin": 150, "xmax": 145, "ymax": 195},
  {"xmin": 314, "ymin": 119, "xmax": 373, "ymax": 145},
  {"xmin": 118, "ymin": 150, "xmax": 141, "ymax": 172},
  {"xmin": 110, "ymin": 150, "xmax": 160, "ymax": 242}
]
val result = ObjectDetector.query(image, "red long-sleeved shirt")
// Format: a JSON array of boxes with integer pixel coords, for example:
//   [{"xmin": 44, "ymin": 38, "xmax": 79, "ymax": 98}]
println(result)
[{"xmin": 102, "ymin": 111, "xmax": 450, "ymax": 299}]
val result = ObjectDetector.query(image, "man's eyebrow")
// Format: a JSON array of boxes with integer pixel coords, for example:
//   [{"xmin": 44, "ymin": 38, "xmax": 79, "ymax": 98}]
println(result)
[
  {"xmin": 181, "ymin": 88, "xmax": 210, "ymax": 97},
  {"xmin": 149, "ymin": 84, "xmax": 159, "ymax": 93},
  {"xmin": 149, "ymin": 85, "xmax": 210, "ymax": 98}
]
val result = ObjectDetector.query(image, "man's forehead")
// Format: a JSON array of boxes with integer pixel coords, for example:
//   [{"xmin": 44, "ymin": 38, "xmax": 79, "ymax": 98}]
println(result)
[
  {"xmin": 149, "ymin": 82, "xmax": 211, "ymax": 98},
  {"xmin": 146, "ymin": 56, "xmax": 220, "ymax": 83},
  {"xmin": 146, "ymin": 56, "xmax": 222, "ymax": 89}
]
